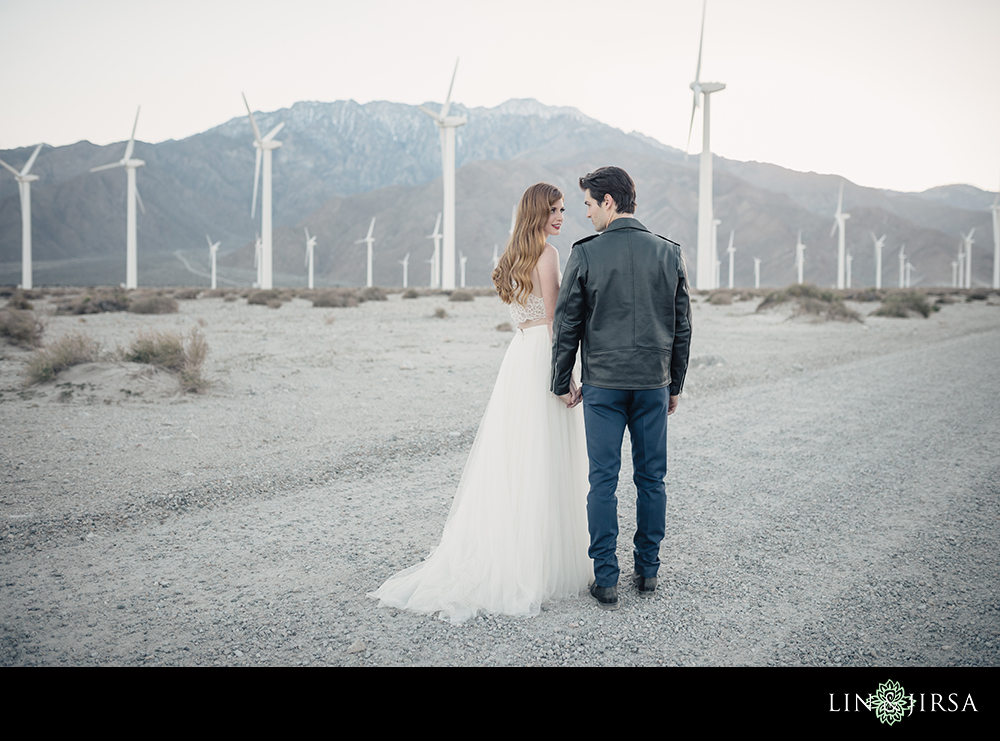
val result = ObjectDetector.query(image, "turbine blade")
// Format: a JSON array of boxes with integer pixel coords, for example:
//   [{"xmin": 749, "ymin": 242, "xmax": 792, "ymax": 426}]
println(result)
[
  {"xmin": 367, "ymin": 217, "xmax": 376, "ymax": 239},
  {"xmin": 242, "ymin": 92, "xmax": 263, "ymax": 143},
  {"xmin": 135, "ymin": 186, "xmax": 146, "ymax": 215},
  {"xmin": 90, "ymin": 161, "xmax": 124, "ymax": 173},
  {"xmin": 251, "ymin": 147, "xmax": 261, "ymax": 219},
  {"xmin": 419, "ymin": 105, "xmax": 444, "ymax": 123},
  {"xmin": 442, "ymin": 58, "xmax": 459, "ymax": 118},
  {"xmin": 304, "ymin": 227, "xmax": 311, "ymax": 242},
  {"xmin": 207, "ymin": 235, "xmax": 214, "ymax": 249},
  {"xmin": 437, "ymin": 212, "xmax": 443, "ymax": 236},
  {"xmin": 685, "ymin": 98, "xmax": 697, "ymax": 154},
  {"xmin": 694, "ymin": 0, "xmax": 706, "ymax": 84},
  {"xmin": 0, "ymin": 157, "xmax": 20, "ymax": 177},
  {"xmin": 830, "ymin": 220, "xmax": 837, "ymax": 238},
  {"xmin": 837, "ymin": 181, "xmax": 844, "ymax": 214},
  {"xmin": 21, "ymin": 144, "xmax": 43, "ymax": 176},
  {"xmin": 263, "ymin": 122, "xmax": 284, "ymax": 141},
  {"xmin": 124, "ymin": 106, "xmax": 140, "ymax": 160}
]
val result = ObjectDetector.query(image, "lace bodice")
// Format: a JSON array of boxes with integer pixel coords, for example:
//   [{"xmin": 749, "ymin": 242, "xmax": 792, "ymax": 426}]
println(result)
[{"xmin": 509, "ymin": 293, "xmax": 547, "ymax": 325}]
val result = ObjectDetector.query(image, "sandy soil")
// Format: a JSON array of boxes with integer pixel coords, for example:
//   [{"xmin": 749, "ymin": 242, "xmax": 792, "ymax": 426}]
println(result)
[{"xmin": 1, "ymin": 291, "xmax": 998, "ymax": 666}]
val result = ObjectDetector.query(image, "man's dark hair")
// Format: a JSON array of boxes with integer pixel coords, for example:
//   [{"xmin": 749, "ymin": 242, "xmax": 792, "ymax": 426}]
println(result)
[{"xmin": 579, "ymin": 166, "xmax": 636, "ymax": 214}]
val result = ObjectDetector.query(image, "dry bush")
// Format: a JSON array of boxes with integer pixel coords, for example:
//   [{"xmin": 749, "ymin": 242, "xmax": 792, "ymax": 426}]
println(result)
[
  {"xmin": 448, "ymin": 290, "xmax": 474, "ymax": 302},
  {"xmin": 265, "ymin": 298, "xmax": 282, "ymax": 309},
  {"xmin": 496, "ymin": 321, "xmax": 512, "ymax": 332},
  {"xmin": 0, "ymin": 308, "xmax": 45, "ymax": 348},
  {"xmin": 402, "ymin": 288, "xmax": 419, "ymax": 299},
  {"xmin": 172, "ymin": 288, "xmax": 201, "ymax": 300},
  {"xmin": 966, "ymin": 289, "xmax": 989, "ymax": 302},
  {"xmin": 434, "ymin": 307, "xmax": 447, "ymax": 319},
  {"xmin": 873, "ymin": 291, "xmax": 934, "ymax": 318},
  {"xmin": 707, "ymin": 290, "xmax": 732, "ymax": 305},
  {"xmin": 6, "ymin": 290, "xmax": 35, "ymax": 310},
  {"xmin": 843, "ymin": 288, "xmax": 886, "ymax": 302},
  {"xmin": 25, "ymin": 332, "xmax": 101, "ymax": 385},
  {"xmin": 311, "ymin": 289, "xmax": 358, "ymax": 308},
  {"xmin": 223, "ymin": 294, "xmax": 238, "ymax": 302},
  {"xmin": 358, "ymin": 286, "xmax": 387, "ymax": 302},
  {"xmin": 129, "ymin": 295, "xmax": 179, "ymax": 314},
  {"xmin": 247, "ymin": 289, "xmax": 281, "ymax": 306},
  {"xmin": 57, "ymin": 287, "xmax": 130, "ymax": 315},
  {"xmin": 123, "ymin": 328, "xmax": 209, "ymax": 393},
  {"xmin": 757, "ymin": 284, "xmax": 861, "ymax": 323}
]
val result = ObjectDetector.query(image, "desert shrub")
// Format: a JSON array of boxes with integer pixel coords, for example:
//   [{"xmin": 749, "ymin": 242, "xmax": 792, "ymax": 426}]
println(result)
[
  {"xmin": 873, "ymin": 291, "xmax": 933, "ymax": 318},
  {"xmin": 843, "ymin": 288, "xmax": 885, "ymax": 302},
  {"xmin": 203, "ymin": 288, "xmax": 230, "ymax": 298},
  {"xmin": 266, "ymin": 298, "xmax": 282, "ymax": 309},
  {"xmin": 966, "ymin": 289, "xmax": 989, "ymax": 302},
  {"xmin": 25, "ymin": 332, "xmax": 101, "ymax": 385},
  {"xmin": 6, "ymin": 290, "xmax": 35, "ymax": 310},
  {"xmin": 358, "ymin": 286, "xmax": 387, "ymax": 302},
  {"xmin": 247, "ymin": 289, "xmax": 280, "ymax": 306},
  {"xmin": 223, "ymin": 294, "xmax": 238, "ymax": 302},
  {"xmin": 172, "ymin": 288, "xmax": 201, "ymax": 300},
  {"xmin": 57, "ymin": 287, "xmax": 129, "ymax": 315},
  {"xmin": 311, "ymin": 289, "xmax": 358, "ymax": 308},
  {"xmin": 0, "ymin": 308, "xmax": 45, "ymax": 348},
  {"xmin": 708, "ymin": 291, "xmax": 732, "ymax": 305},
  {"xmin": 757, "ymin": 284, "xmax": 860, "ymax": 322},
  {"xmin": 402, "ymin": 288, "xmax": 419, "ymax": 299},
  {"xmin": 448, "ymin": 290, "xmax": 474, "ymax": 302},
  {"xmin": 129, "ymin": 295, "xmax": 179, "ymax": 314},
  {"xmin": 496, "ymin": 321, "xmax": 512, "ymax": 332},
  {"xmin": 123, "ymin": 328, "xmax": 209, "ymax": 393},
  {"xmin": 434, "ymin": 307, "xmax": 447, "ymax": 319}
]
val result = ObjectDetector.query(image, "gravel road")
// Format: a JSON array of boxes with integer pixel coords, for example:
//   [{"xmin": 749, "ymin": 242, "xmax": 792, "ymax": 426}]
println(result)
[{"xmin": 1, "ymin": 293, "xmax": 997, "ymax": 666}]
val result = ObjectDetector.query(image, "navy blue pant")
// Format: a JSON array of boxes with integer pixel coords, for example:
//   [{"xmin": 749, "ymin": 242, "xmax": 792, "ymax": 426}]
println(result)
[{"xmin": 581, "ymin": 385, "xmax": 668, "ymax": 587}]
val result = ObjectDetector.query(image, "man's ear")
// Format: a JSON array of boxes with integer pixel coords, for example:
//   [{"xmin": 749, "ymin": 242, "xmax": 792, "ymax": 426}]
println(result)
[{"xmin": 603, "ymin": 193, "xmax": 616, "ymax": 212}]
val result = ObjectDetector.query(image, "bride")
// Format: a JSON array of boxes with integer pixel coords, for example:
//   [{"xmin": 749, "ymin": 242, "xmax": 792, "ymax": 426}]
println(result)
[{"xmin": 368, "ymin": 183, "xmax": 593, "ymax": 624}]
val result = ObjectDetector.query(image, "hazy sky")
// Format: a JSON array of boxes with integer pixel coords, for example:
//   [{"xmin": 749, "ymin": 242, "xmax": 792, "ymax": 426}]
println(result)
[{"xmin": 1, "ymin": 0, "xmax": 998, "ymax": 193}]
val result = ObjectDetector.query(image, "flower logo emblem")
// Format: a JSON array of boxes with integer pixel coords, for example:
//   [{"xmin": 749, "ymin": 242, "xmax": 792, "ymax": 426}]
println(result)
[{"xmin": 868, "ymin": 680, "xmax": 914, "ymax": 725}]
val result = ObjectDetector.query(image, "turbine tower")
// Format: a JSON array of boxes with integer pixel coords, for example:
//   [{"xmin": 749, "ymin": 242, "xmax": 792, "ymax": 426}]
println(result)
[
  {"xmin": 961, "ymin": 229, "xmax": 975, "ymax": 289},
  {"xmin": 459, "ymin": 250, "xmax": 467, "ymax": 288},
  {"xmin": 356, "ymin": 217, "xmax": 376, "ymax": 287},
  {"xmin": 687, "ymin": 0, "xmax": 726, "ymax": 290},
  {"xmin": 711, "ymin": 218, "xmax": 722, "ymax": 289},
  {"xmin": 991, "ymin": 186, "xmax": 1000, "ymax": 289},
  {"xmin": 753, "ymin": 257, "xmax": 761, "ymax": 289},
  {"xmin": 90, "ymin": 107, "xmax": 145, "ymax": 289},
  {"xmin": 206, "ymin": 235, "xmax": 220, "ymax": 290},
  {"xmin": 0, "ymin": 144, "xmax": 42, "ymax": 290},
  {"xmin": 254, "ymin": 234, "xmax": 262, "ymax": 288},
  {"xmin": 400, "ymin": 252, "xmax": 410, "ymax": 288},
  {"xmin": 726, "ymin": 229, "xmax": 735, "ymax": 288},
  {"xmin": 419, "ymin": 59, "xmax": 467, "ymax": 290},
  {"xmin": 871, "ymin": 232, "xmax": 886, "ymax": 290},
  {"xmin": 243, "ymin": 93, "xmax": 284, "ymax": 290},
  {"xmin": 830, "ymin": 182, "xmax": 850, "ymax": 289},
  {"xmin": 795, "ymin": 231, "xmax": 806, "ymax": 285},
  {"xmin": 846, "ymin": 251, "xmax": 853, "ymax": 289},
  {"xmin": 898, "ymin": 244, "xmax": 906, "ymax": 288},
  {"xmin": 427, "ymin": 212, "xmax": 442, "ymax": 289},
  {"xmin": 304, "ymin": 227, "xmax": 317, "ymax": 289}
]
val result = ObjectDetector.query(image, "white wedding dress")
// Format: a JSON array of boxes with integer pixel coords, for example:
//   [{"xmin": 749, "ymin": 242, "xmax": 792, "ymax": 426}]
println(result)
[{"xmin": 368, "ymin": 294, "xmax": 593, "ymax": 624}]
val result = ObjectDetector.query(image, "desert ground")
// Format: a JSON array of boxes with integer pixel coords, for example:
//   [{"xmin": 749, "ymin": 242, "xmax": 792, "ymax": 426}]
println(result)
[{"xmin": 1, "ymin": 288, "xmax": 998, "ymax": 666}]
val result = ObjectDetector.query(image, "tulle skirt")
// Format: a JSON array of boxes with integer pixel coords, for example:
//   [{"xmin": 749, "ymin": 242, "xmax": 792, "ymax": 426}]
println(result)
[{"xmin": 368, "ymin": 325, "xmax": 593, "ymax": 624}]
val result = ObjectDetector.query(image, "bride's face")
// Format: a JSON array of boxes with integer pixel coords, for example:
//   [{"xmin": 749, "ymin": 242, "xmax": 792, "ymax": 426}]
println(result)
[{"xmin": 544, "ymin": 198, "xmax": 565, "ymax": 237}]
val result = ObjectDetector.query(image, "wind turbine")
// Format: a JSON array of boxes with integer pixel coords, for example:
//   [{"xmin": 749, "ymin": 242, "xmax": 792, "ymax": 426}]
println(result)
[
  {"xmin": 871, "ymin": 232, "xmax": 886, "ymax": 289},
  {"xmin": 206, "ymin": 235, "xmax": 220, "ymax": 290},
  {"xmin": 90, "ymin": 107, "xmax": 145, "ymax": 289},
  {"xmin": 0, "ymin": 144, "xmax": 42, "ymax": 290},
  {"xmin": 905, "ymin": 260, "xmax": 914, "ymax": 288},
  {"xmin": 726, "ymin": 229, "xmax": 735, "ymax": 288},
  {"xmin": 830, "ymin": 181, "xmax": 850, "ymax": 289},
  {"xmin": 952, "ymin": 260, "xmax": 958, "ymax": 288},
  {"xmin": 795, "ymin": 231, "xmax": 806, "ymax": 285},
  {"xmin": 459, "ymin": 250, "xmax": 467, "ymax": 288},
  {"xmin": 990, "ymin": 182, "xmax": 1000, "ymax": 289},
  {"xmin": 243, "ymin": 93, "xmax": 284, "ymax": 290},
  {"xmin": 427, "ymin": 212, "xmax": 442, "ymax": 289},
  {"xmin": 961, "ymin": 229, "xmax": 975, "ymax": 289},
  {"xmin": 399, "ymin": 252, "xmax": 410, "ymax": 288},
  {"xmin": 957, "ymin": 239, "xmax": 965, "ymax": 289},
  {"xmin": 356, "ymin": 217, "xmax": 376, "ymax": 287},
  {"xmin": 753, "ymin": 257, "xmax": 761, "ymax": 289},
  {"xmin": 846, "ymin": 250, "xmax": 853, "ymax": 289},
  {"xmin": 304, "ymin": 227, "xmax": 317, "ymax": 289},
  {"xmin": 898, "ymin": 244, "xmax": 906, "ymax": 288},
  {"xmin": 687, "ymin": 0, "xmax": 726, "ymax": 290},
  {"xmin": 419, "ymin": 59, "xmax": 467, "ymax": 290}
]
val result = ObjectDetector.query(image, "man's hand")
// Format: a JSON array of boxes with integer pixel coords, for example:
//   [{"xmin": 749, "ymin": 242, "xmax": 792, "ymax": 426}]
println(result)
[{"xmin": 668, "ymin": 394, "xmax": 679, "ymax": 415}]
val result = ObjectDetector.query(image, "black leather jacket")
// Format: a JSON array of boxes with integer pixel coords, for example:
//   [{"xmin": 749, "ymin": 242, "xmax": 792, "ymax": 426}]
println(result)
[{"xmin": 551, "ymin": 217, "xmax": 692, "ymax": 396}]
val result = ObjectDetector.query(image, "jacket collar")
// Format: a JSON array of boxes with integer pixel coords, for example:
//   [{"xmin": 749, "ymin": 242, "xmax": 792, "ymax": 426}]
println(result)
[{"xmin": 603, "ymin": 216, "xmax": 649, "ymax": 234}]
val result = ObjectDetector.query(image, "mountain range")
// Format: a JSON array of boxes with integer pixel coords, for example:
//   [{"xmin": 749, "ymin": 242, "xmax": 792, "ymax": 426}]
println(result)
[{"xmin": 1, "ymin": 98, "xmax": 996, "ymax": 289}]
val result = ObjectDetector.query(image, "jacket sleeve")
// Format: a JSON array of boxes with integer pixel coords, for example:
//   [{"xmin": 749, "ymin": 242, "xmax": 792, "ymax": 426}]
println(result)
[
  {"xmin": 550, "ymin": 246, "xmax": 587, "ymax": 396},
  {"xmin": 668, "ymin": 245, "xmax": 692, "ymax": 396}
]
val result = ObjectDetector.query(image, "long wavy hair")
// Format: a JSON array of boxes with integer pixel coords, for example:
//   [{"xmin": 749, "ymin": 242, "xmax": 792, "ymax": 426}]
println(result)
[{"xmin": 492, "ymin": 183, "xmax": 563, "ymax": 305}]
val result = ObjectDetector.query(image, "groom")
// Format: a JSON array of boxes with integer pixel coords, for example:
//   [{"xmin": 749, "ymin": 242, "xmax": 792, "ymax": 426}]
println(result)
[{"xmin": 551, "ymin": 166, "xmax": 691, "ymax": 611}]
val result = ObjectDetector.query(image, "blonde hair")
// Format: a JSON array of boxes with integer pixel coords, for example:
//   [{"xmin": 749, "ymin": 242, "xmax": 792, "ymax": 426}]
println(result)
[{"xmin": 492, "ymin": 183, "xmax": 563, "ymax": 305}]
